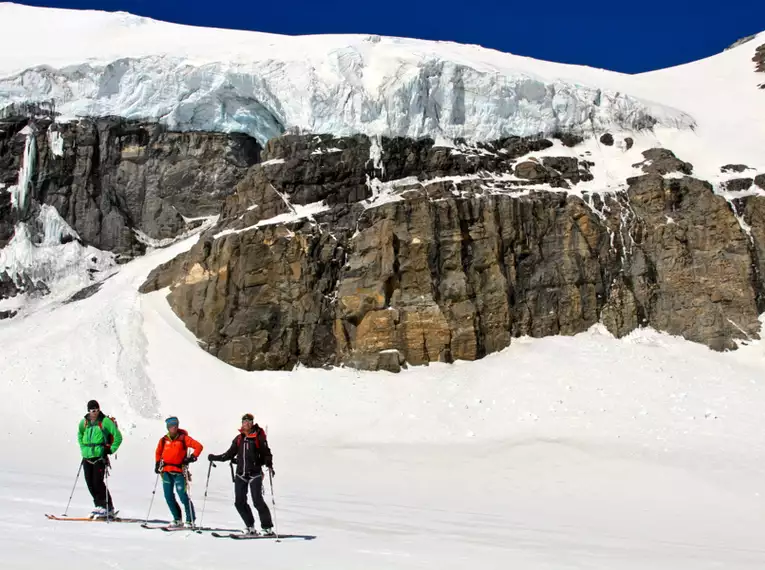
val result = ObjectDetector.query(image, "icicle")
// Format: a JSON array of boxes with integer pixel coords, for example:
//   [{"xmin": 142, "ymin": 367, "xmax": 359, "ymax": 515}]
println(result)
[{"xmin": 9, "ymin": 125, "xmax": 36, "ymax": 214}]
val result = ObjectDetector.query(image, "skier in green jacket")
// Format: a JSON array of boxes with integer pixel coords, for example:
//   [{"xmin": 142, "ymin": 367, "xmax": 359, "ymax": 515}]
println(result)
[{"xmin": 77, "ymin": 400, "xmax": 123, "ymax": 519}]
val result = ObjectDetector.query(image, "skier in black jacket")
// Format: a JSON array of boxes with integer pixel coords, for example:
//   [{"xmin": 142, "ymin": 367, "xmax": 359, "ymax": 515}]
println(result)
[{"xmin": 208, "ymin": 413, "xmax": 275, "ymax": 535}]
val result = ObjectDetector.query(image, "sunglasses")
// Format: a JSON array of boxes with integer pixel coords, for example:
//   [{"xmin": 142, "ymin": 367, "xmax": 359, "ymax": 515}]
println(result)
[
  {"xmin": 241, "ymin": 417, "xmax": 254, "ymax": 422},
  {"xmin": 88, "ymin": 409, "xmax": 99, "ymax": 413}
]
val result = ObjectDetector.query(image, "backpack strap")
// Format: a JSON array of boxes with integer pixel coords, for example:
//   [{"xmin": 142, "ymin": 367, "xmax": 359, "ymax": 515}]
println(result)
[{"xmin": 97, "ymin": 418, "xmax": 114, "ymax": 448}]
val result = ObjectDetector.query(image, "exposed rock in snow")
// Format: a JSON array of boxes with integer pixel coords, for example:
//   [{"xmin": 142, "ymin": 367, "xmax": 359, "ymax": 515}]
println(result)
[
  {"xmin": 726, "ymin": 33, "xmax": 758, "ymax": 51},
  {"xmin": 723, "ymin": 178, "xmax": 755, "ymax": 192},
  {"xmin": 755, "ymin": 43, "xmax": 765, "ymax": 72},
  {"xmin": 632, "ymin": 148, "xmax": 693, "ymax": 176},
  {"xmin": 142, "ymin": 133, "xmax": 765, "ymax": 371},
  {"xmin": 721, "ymin": 164, "xmax": 752, "ymax": 173}
]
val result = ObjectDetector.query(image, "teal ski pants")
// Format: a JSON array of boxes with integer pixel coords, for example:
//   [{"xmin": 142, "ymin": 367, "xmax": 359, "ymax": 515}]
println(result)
[{"xmin": 162, "ymin": 471, "xmax": 195, "ymax": 522}]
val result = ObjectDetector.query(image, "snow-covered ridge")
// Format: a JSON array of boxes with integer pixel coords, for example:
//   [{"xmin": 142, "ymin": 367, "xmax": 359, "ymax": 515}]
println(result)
[{"xmin": 0, "ymin": 3, "xmax": 696, "ymax": 144}]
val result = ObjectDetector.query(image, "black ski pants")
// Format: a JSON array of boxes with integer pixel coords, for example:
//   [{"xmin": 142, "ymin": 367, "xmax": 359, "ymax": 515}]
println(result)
[
  {"xmin": 234, "ymin": 473, "xmax": 272, "ymax": 529},
  {"xmin": 83, "ymin": 458, "xmax": 114, "ymax": 510}
]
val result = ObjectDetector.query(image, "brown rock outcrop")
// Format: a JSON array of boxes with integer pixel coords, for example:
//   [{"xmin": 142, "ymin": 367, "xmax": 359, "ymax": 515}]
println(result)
[{"xmin": 141, "ymin": 134, "xmax": 763, "ymax": 370}]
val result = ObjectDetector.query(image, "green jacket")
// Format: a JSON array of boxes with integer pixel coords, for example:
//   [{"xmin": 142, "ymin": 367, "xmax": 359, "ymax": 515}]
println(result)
[{"xmin": 78, "ymin": 413, "xmax": 123, "ymax": 459}]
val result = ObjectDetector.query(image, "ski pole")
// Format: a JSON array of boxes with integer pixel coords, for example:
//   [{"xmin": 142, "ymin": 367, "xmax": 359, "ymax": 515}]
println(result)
[
  {"xmin": 144, "ymin": 470, "xmax": 161, "ymax": 525},
  {"xmin": 104, "ymin": 462, "xmax": 112, "ymax": 524},
  {"xmin": 183, "ymin": 465, "xmax": 195, "ymax": 529},
  {"xmin": 197, "ymin": 461, "xmax": 216, "ymax": 531},
  {"xmin": 268, "ymin": 468, "xmax": 280, "ymax": 540},
  {"xmin": 63, "ymin": 461, "xmax": 83, "ymax": 516},
  {"xmin": 263, "ymin": 424, "xmax": 280, "ymax": 540}
]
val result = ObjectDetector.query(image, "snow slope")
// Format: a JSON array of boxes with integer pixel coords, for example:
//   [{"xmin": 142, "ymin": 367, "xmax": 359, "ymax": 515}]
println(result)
[
  {"xmin": 3, "ymin": 233, "xmax": 765, "ymax": 568},
  {"xmin": 0, "ymin": 2, "xmax": 696, "ymax": 144},
  {"xmin": 626, "ymin": 38, "xmax": 765, "ymax": 176}
]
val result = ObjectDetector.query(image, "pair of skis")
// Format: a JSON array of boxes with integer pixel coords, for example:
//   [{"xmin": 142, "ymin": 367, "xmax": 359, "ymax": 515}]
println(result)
[
  {"xmin": 44, "ymin": 513, "xmax": 142, "ymax": 523},
  {"xmin": 46, "ymin": 514, "xmax": 314, "ymax": 540},
  {"xmin": 141, "ymin": 523, "xmax": 239, "ymax": 534},
  {"xmin": 211, "ymin": 531, "xmax": 312, "ymax": 540},
  {"xmin": 143, "ymin": 524, "xmax": 305, "ymax": 540}
]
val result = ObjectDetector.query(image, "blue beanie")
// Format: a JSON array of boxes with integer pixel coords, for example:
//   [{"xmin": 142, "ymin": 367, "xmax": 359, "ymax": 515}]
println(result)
[{"xmin": 165, "ymin": 416, "xmax": 179, "ymax": 428}]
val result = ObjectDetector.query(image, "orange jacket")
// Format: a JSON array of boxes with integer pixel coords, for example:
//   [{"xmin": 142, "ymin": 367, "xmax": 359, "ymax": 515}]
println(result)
[{"xmin": 155, "ymin": 429, "xmax": 203, "ymax": 473}]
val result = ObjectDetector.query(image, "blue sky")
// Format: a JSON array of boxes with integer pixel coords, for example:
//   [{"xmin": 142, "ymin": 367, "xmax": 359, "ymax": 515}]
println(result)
[{"xmin": 15, "ymin": 0, "xmax": 765, "ymax": 73}]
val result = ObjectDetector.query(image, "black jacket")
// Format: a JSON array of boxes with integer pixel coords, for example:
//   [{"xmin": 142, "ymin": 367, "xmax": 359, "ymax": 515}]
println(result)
[{"xmin": 211, "ymin": 424, "xmax": 273, "ymax": 478}]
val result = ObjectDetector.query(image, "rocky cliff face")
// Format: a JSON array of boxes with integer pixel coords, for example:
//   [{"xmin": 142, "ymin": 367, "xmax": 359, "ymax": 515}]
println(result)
[
  {"xmin": 0, "ymin": 108, "xmax": 260, "ymax": 257},
  {"xmin": 0, "ymin": 108, "xmax": 260, "ymax": 307},
  {"xmin": 141, "ymin": 134, "xmax": 765, "ymax": 372}
]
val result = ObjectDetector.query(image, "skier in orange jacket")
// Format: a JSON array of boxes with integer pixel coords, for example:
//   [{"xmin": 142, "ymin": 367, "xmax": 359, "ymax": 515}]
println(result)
[{"xmin": 154, "ymin": 416, "xmax": 203, "ymax": 527}]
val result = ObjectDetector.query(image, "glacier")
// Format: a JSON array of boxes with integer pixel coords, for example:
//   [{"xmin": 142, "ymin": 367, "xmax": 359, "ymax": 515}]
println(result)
[
  {"xmin": 0, "ymin": 55, "xmax": 695, "ymax": 146},
  {"xmin": 0, "ymin": 4, "xmax": 696, "ymax": 145}
]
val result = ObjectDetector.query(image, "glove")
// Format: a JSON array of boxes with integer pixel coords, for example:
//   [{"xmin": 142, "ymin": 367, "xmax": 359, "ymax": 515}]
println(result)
[
  {"xmin": 268, "ymin": 466, "xmax": 275, "ymax": 478},
  {"xmin": 182, "ymin": 455, "xmax": 198, "ymax": 465},
  {"xmin": 105, "ymin": 446, "xmax": 113, "ymax": 455},
  {"xmin": 208, "ymin": 454, "xmax": 219, "ymax": 462},
  {"xmin": 154, "ymin": 461, "xmax": 161, "ymax": 474}
]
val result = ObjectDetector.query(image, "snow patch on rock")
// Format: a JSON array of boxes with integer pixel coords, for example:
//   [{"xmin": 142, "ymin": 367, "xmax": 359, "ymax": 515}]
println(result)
[{"xmin": 47, "ymin": 126, "xmax": 64, "ymax": 157}]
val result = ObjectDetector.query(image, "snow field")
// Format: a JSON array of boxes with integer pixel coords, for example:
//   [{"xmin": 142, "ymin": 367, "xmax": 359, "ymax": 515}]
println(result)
[{"xmin": 1, "ymin": 236, "xmax": 765, "ymax": 568}]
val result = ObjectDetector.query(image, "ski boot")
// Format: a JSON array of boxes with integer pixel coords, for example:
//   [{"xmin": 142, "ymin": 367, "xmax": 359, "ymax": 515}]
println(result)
[
  {"xmin": 261, "ymin": 527, "xmax": 276, "ymax": 537},
  {"xmin": 90, "ymin": 507, "xmax": 106, "ymax": 519}
]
